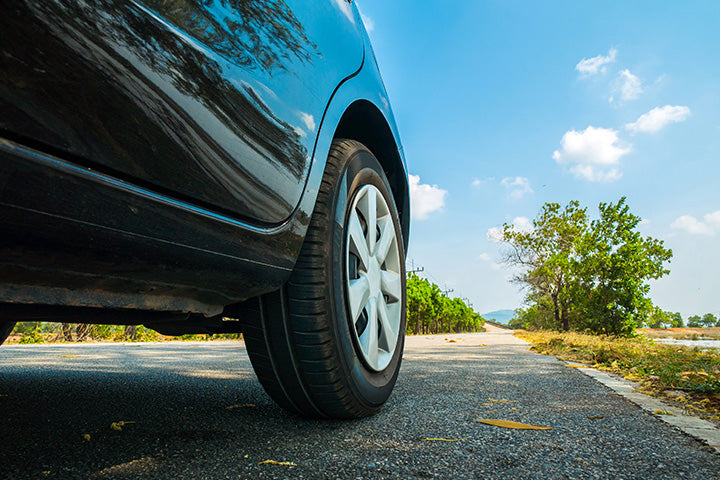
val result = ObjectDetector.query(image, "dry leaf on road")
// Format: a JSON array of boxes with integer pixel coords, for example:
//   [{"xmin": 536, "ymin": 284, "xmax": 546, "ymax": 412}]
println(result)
[
  {"xmin": 259, "ymin": 460, "xmax": 297, "ymax": 466},
  {"xmin": 421, "ymin": 438, "xmax": 464, "ymax": 442},
  {"xmin": 110, "ymin": 421, "xmax": 136, "ymax": 431},
  {"xmin": 475, "ymin": 419, "xmax": 552, "ymax": 430}
]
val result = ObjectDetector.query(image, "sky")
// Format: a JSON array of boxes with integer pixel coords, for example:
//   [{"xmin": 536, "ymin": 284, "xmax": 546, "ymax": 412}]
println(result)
[{"xmin": 357, "ymin": 0, "xmax": 720, "ymax": 318}]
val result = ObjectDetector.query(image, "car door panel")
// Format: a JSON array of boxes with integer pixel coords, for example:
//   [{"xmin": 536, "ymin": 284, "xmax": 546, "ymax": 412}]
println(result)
[{"xmin": 0, "ymin": 0, "xmax": 363, "ymax": 224}]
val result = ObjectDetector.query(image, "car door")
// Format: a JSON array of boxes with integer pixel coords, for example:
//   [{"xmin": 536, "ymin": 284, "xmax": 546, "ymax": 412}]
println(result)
[{"xmin": 0, "ymin": 0, "xmax": 364, "ymax": 224}]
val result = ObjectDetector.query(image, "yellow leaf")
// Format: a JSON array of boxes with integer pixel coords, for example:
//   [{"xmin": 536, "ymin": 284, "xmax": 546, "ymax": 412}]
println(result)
[
  {"xmin": 244, "ymin": 455, "xmax": 249, "ymax": 459},
  {"xmin": 447, "ymin": 339, "xmax": 457, "ymax": 343},
  {"xmin": 565, "ymin": 364, "xmax": 586, "ymax": 368},
  {"xmin": 82, "ymin": 434, "xmax": 91, "ymax": 441},
  {"xmin": 475, "ymin": 419, "xmax": 552, "ymax": 430},
  {"xmin": 259, "ymin": 460, "xmax": 297, "ymax": 466},
  {"xmin": 421, "ymin": 438, "xmax": 464, "ymax": 442},
  {"xmin": 226, "ymin": 404, "xmax": 256, "ymax": 410},
  {"xmin": 110, "ymin": 420, "xmax": 136, "ymax": 431},
  {"xmin": 653, "ymin": 409, "xmax": 673, "ymax": 416},
  {"xmin": 60, "ymin": 355, "xmax": 80, "ymax": 358}
]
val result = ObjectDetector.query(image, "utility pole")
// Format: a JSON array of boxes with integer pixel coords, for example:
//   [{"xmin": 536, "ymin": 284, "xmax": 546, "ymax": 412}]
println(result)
[
  {"xmin": 442, "ymin": 284, "xmax": 454, "ymax": 296},
  {"xmin": 407, "ymin": 259, "xmax": 424, "ymax": 274}
]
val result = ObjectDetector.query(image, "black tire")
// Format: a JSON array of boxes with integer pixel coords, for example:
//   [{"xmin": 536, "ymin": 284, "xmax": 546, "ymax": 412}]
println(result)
[
  {"xmin": 0, "ymin": 322, "xmax": 16, "ymax": 345},
  {"xmin": 243, "ymin": 139, "xmax": 406, "ymax": 418}
]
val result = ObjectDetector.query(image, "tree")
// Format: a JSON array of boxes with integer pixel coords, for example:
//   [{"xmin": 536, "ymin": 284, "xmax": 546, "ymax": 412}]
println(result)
[
  {"xmin": 701, "ymin": 313, "xmax": 718, "ymax": 327},
  {"xmin": 571, "ymin": 198, "xmax": 672, "ymax": 335},
  {"xmin": 687, "ymin": 315, "xmax": 702, "ymax": 327},
  {"xmin": 405, "ymin": 273, "xmax": 485, "ymax": 334},
  {"xmin": 669, "ymin": 312, "xmax": 684, "ymax": 328},
  {"xmin": 647, "ymin": 307, "xmax": 671, "ymax": 329},
  {"xmin": 502, "ymin": 201, "xmax": 588, "ymax": 331},
  {"xmin": 502, "ymin": 198, "xmax": 672, "ymax": 336}
]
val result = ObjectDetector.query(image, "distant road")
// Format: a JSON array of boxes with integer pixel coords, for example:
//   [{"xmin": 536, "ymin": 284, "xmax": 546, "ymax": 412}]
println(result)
[
  {"xmin": 482, "ymin": 322, "xmax": 512, "ymax": 333},
  {"xmin": 1, "ymin": 333, "xmax": 718, "ymax": 479}
]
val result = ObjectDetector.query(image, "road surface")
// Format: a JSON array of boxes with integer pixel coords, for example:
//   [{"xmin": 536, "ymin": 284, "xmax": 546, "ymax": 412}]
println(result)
[{"xmin": 1, "ymin": 331, "xmax": 718, "ymax": 479}]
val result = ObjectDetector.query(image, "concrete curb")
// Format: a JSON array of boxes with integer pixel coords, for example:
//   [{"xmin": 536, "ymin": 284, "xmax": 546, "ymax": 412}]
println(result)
[{"xmin": 568, "ymin": 362, "xmax": 720, "ymax": 454}]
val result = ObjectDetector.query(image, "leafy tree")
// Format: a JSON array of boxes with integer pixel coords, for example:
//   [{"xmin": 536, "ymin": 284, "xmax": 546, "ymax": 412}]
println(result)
[
  {"xmin": 405, "ymin": 273, "xmax": 484, "ymax": 334},
  {"xmin": 571, "ymin": 198, "xmax": 672, "ymax": 335},
  {"xmin": 687, "ymin": 315, "xmax": 702, "ymax": 328},
  {"xmin": 669, "ymin": 312, "xmax": 684, "ymax": 328},
  {"xmin": 502, "ymin": 198, "xmax": 672, "ymax": 336},
  {"xmin": 502, "ymin": 201, "xmax": 588, "ymax": 331},
  {"xmin": 647, "ymin": 307, "xmax": 671, "ymax": 329},
  {"xmin": 702, "ymin": 313, "xmax": 718, "ymax": 327},
  {"xmin": 508, "ymin": 303, "xmax": 556, "ymax": 330}
]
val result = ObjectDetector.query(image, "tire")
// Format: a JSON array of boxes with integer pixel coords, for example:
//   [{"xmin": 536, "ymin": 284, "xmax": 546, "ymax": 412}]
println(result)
[
  {"xmin": 0, "ymin": 322, "xmax": 16, "ymax": 345},
  {"xmin": 243, "ymin": 139, "xmax": 406, "ymax": 418}
]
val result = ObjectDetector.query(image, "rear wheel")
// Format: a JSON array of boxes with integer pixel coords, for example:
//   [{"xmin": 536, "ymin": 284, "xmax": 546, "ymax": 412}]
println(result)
[
  {"xmin": 243, "ymin": 139, "xmax": 406, "ymax": 418},
  {"xmin": 0, "ymin": 322, "xmax": 16, "ymax": 345}
]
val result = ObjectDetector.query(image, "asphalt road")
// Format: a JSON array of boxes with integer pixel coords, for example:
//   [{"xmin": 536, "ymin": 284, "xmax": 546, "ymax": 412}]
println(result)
[{"xmin": 1, "ymin": 331, "xmax": 718, "ymax": 479}]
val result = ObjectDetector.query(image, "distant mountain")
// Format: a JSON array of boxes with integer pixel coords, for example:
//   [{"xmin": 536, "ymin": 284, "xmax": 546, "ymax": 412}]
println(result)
[{"xmin": 482, "ymin": 309, "xmax": 516, "ymax": 325}]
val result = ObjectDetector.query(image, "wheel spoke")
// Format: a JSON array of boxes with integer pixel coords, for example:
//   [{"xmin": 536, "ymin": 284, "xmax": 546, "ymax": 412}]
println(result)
[
  {"xmin": 365, "ymin": 188, "xmax": 377, "ymax": 255},
  {"xmin": 378, "ymin": 294, "xmax": 398, "ymax": 351},
  {"xmin": 374, "ymin": 216, "xmax": 396, "ymax": 264},
  {"xmin": 366, "ymin": 296, "xmax": 379, "ymax": 367},
  {"xmin": 380, "ymin": 270, "xmax": 402, "ymax": 302},
  {"xmin": 347, "ymin": 276, "xmax": 370, "ymax": 323},
  {"xmin": 347, "ymin": 211, "xmax": 370, "ymax": 271}
]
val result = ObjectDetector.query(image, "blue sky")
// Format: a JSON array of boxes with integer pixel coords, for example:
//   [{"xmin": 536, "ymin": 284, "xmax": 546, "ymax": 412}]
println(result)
[{"xmin": 357, "ymin": 0, "xmax": 720, "ymax": 318}]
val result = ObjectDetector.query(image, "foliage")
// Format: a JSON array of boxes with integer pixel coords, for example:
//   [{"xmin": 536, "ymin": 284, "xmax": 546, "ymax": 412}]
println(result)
[
  {"xmin": 687, "ymin": 315, "xmax": 702, "ymax": 328},
  {"xmin": 19, "ymin": 325, "xmax": 46, "ymax": 344},
  {"xmin": 10, "ymin": 322, "xmax": 241, "ymax": 343},
  {"xmin": 516, "ymin": 330, "xmax": 720, "ymax": 418},
  {"xmin": 502, "ymin": 198, "xmax": 672, "ymax": 336},
  {"xmin": 702, "ymin": 313, "xmax": 719, "ymax": 327},
  {"xmin": 503, "ymin": 201, "xmax": 587, "ymax": 331},
  {"xmin": 406, "ymin": 273, "xmax": 485, "ymax": 334}
]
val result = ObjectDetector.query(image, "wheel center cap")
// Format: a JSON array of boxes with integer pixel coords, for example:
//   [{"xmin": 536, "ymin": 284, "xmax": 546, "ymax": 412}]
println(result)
[{"xmin": 366, "ymin": 256, "xmax": 381, "ymax": 298}]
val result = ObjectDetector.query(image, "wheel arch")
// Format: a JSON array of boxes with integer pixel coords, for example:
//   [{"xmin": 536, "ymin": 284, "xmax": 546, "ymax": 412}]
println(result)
[{"xmin": 333, "ymin": 100, "xmax": 410, "ymax": 253}]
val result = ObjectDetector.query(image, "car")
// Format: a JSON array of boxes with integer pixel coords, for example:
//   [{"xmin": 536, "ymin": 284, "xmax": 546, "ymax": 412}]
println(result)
[{"xmin": 0, "ymin": 0, "xmax": 409, "ymax": 419}]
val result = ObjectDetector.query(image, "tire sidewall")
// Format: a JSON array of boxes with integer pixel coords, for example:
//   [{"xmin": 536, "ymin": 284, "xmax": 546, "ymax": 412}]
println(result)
[{"xmin": 328, "ymin": 146, "xmax": 406, "ymax": 408}]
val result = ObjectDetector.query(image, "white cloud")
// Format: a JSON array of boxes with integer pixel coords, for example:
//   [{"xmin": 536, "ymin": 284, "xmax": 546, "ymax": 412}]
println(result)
[
  {"xmin": 553, "ymin": 126, "xmax": 631, "ymax": 182},
  {"xmin": 501, "ymin": 176, "xmax": 533, "ymax": 199},
  {"xmin": 471, "ymin": 177, "xmax": 495, "ymax": 188},
  {"xmin": 486, "ymin": 226, "xmax": 504, "ymax": 243},
  {"xmin": 626, "ymin": 105, "xmax": 691, "ymax": 133},
  {"xmin": 513, "ymin": 216, "xmax": 533, "ymax": 232},
  {"xmin": 671, "ymin": 210, "xmax": 720, "ymax": 235},
  {"xmin": 486, "ymin": 216, "xmax": 532, "ymax": 243},
  {"xmin": 576, "ymin": 48, "xmax": 617, "ymax": 76},
  {"xmin": 477, "ymin": 253, "xmax": 491, "ymax": 262},
  {"xmin": 705, "ymin": 211, "xmax": 720, "ymax": 228},
  {"xmin": 409, "ymin": 174, "xmax": 447, "ymax": 220},
  {"xmin": 616, "ymin": 69, "xmax": 643, "ymax": 101},
  {"xmin": 671, "ymin": 215, "xmax": 714, "ymax": 235}
]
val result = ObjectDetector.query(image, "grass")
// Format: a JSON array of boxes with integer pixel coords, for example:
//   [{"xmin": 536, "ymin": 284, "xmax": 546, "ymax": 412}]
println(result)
[{"xmin": 515, "ymin": 330, "xmax": 720, "ymax": 421}]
